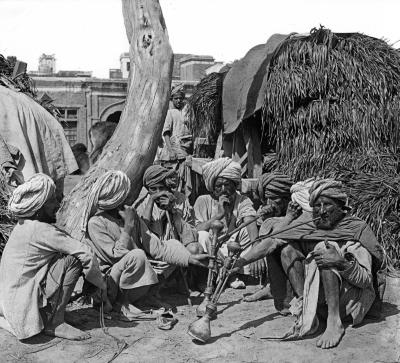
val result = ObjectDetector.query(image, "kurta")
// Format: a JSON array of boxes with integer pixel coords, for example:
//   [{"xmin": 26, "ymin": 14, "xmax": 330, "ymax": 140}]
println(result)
[
  {"xmin": 158, "ymin": 107, "xmax": 192, "ymax": 161},
  {"xmin": 0, "ymin": 220, "xmax": 103, "ymax": 340},
  {"xmin": 194, "ymin": 192, "xmax": 257, "ymax": 235},
  {"xmin": 87, "ymin": 212, "xmax": 191, "ymax": 269},
  {"xmin": 135, "ymin": 188, "xmax": 196, "ymax": 245}
]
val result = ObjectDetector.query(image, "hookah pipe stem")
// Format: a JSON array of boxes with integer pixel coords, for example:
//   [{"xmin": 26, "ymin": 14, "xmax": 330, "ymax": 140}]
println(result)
[
  {"xmin": 241, "ymin": 217, "xmax": 321, "ymax": 251},
  {"xmin": 207, "ymin": 224, "xmax": 219, "ymax": 287},
  {"xmin": 215, "ymin": 209, "xmax": 272, "ymax": 249}
]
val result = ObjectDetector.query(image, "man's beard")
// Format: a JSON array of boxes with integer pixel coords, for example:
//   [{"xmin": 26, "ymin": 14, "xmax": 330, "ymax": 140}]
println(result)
[{"xmin": 314, "ymin": 209, "xmax": 345, "ymax": 230}]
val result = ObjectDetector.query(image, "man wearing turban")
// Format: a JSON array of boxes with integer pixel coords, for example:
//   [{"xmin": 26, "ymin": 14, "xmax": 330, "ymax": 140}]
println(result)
[
  {"xmin": 135, "ymin": 165, "xmax": 202, "ymax": 255},
  {"xmin": 0, "ymin": 174, "xmax": 105, "ymax": 341},
  {"xmin": 244, "ymin": 172, "xmax": 302, "ymax": 306},
  {"xmin": 85, "ymin": 170, "xmax": 208, "ymax": 315},
  {"xmin": 158, "ymin": 86, "xmax": 192, "ymax": 163},
  {"xmin": 232, "ymin": 178, "xmax": 384, "ymax": 349},
  {"xmin": 194, "ymin": 157, "xmax": 258, "ymax": 288}
]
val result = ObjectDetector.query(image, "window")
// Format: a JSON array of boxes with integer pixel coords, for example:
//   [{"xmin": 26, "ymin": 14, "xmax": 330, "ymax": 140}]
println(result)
[
  {"xmin": 126, "ymin": 62, "xmax": 130, "ymax": 72},
  {"xmin": 58, "ymin": 108, "xmax": 78, "ymax": 145}
]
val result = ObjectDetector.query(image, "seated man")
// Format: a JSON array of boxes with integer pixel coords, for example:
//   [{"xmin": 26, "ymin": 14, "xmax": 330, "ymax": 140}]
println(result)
[
  {"xmin": 194, "ymin": 157, "xmax": 258, "ymax": 288},
  {"xmin": 83, "ymin": 170, "xmax": 208, "ymax": 313},
  {"xmin": 244, "ymin": 172, "xmax": 300, "ymax": 304},
  {"xmin": 233, "ymin": 179, "xmax": 384, "ymax": 349},
  {"xmin": 0, "ymin": 174, "xmax": 105, "ymax": 341},
  {"xmin": 135, "ymin": 165, "xmax": 202, "ymax": 254}
]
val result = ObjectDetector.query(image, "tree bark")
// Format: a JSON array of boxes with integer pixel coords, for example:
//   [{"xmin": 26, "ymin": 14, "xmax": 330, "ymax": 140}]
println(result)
[{"xmin": 56, "ymin": 0, "xmax": 173, "ymax": 240}]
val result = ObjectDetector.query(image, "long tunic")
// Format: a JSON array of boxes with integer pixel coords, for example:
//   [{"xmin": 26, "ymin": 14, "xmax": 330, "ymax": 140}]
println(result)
[
  {"xmin": 135, "ymin": 189, "xmax": 196, "ymax": 246},
  {"xmin": 193, "ymin": 192, "xmax": 257, "ymax": 235},
  {"xmin": 87, "ymin": 212, "xmax": 191, "ymax": 269},
  {"xmin": 158, "ymin": 107, "xmax": 192, "ymax": 161},
  {"xmin": 261, "ymin": 215, "xmax": 375, "ymax": 324},
  {"xmin": 0, "ymin": 220, "xmax": 103, "ymax": 340}
]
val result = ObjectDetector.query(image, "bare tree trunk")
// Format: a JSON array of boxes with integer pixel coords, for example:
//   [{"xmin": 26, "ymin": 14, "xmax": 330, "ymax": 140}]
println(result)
[{"xmin": 56, "ymin": 0, "xmax": 173, "ymax": 240}]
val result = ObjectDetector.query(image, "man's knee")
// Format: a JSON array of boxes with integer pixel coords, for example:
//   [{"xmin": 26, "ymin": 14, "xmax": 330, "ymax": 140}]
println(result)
[
  {"xmin": 185, "ymin": 242, "xmax": 203, "ymax": 255},
  {"xmin": 63, "ymin": 255, "xmax": 83, "ymax": 276},
  {"xmin": 124, "ymin": 249, "xmax": 147, "ymax": 265},
  {"xmin": 280, "ymin": 244, "xmax": 303, "ymax": 262}
]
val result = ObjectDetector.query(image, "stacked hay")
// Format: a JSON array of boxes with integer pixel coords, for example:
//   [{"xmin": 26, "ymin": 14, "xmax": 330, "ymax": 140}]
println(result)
[
  {"xmin": 0, "ymin": 176, "xmax": 14, "ymax": 256},
  {"xmin": 186, "ymin": 71, "xmax": 226, "ymax": 156},
  {"xmin": 263, "ymin": 27, "xmax": 400, "ymax": 264}
]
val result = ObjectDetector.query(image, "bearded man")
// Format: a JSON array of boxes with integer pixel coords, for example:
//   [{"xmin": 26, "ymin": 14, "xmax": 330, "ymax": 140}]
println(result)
[
  {"xmin": 0, "ymin": 174, "xmax": 105, "ymax": 341},
  {"xmin": 194, "ymin": 157, "xmax": 258, "ymax": 288},
  {"xmin": 244, "ymin": 172, "xmax": 301, "ymax": 305},
  {"xmin": 233, "ymin": 179, "xmax": 384, "ymax": 349},
  {"xmin": 135, "ymin": 165, "xmax": 202, "ymax": 254},
  {"xmin": 84, "ymin": 170, "xmax": 208, "ymax": 314}
]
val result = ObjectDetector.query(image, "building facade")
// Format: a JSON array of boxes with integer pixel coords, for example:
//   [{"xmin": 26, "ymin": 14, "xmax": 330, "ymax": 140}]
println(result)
[{"xmin": 30, "ymin": 52, "xmax": 217, "ymax": 149}]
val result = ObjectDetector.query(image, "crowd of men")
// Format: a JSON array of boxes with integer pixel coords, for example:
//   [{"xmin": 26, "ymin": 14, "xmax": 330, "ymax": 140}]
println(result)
[{"xmin": 0, "ymin": 89, "xmax": 386, "ymax": 350}]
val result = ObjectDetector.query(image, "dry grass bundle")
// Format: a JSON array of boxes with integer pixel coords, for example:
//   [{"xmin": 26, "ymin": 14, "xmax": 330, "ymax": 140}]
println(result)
[
  {"xmin": 262, "ymin": 27, "xmax": 400, "ymax": 264},
  {"xmin": 186, "ymin": 71, "xmax": 226, "ymax": 145},
  {"xmin": 0, "ymin": 54, "xmax": 37, "ymax": 97},
  {"xmin": 0, "ymin": 175, "xmax": 14, "ymax": 256}
]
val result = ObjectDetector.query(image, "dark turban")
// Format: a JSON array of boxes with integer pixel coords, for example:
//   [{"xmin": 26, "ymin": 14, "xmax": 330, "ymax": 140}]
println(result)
[
  {"xmin": 171, "ymin": 85, "xmax": 185, "ymax": 98},
  {"xmin": 257, "ymin": 172, "xmax": 293, "ymax": 201},
  {"xmin": 143, "ymin": 165, "xmax": 176, "ymax": 189},
  {"xmin": 309, "ymin": 179, "xmax": 348, "ymax": 207}
]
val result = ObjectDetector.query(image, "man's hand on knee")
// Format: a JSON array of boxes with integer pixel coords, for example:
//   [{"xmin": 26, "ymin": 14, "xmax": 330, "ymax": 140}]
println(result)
[{"xmin": 311, "ymin": 242, "xmax": 349, "ymax": 270}]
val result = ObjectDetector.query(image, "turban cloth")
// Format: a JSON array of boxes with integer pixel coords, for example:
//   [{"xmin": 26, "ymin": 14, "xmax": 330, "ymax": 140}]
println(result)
[
  {"xmin": 171, "ymin": 85, "xmax": 185, "ymax": 98},
  {"xmin": 8, "ymin": 173, "xmax": 55, "ymax": 218},
  {"xmin": 257, "ymin": 172, "xmax": 293, "ymax": 202},
  {"xmin": 143, "ymin": 165, "xmax": 176, "ymax": 189},
  {"xmin": 290, "ymin": 178, "xmax": 315, "ymax": 212},
  {"xmin": 81, "ymin": 170, "xmax": 131, "ymax": 232},
  {"xmin": 309, "ymin": 179, "xmax": 348, "ymax": 207},
  {"xmin": 202, "ymin": 157, "xmax": 241, "ymax": 192}
]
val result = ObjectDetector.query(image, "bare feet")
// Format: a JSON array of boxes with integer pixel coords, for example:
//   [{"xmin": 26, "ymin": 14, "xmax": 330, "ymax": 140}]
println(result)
[
  {"xmin": 243, "ymin": 285, "xmax": 273, "ymax": 302},
  {"xmin": 316, "ymin": 319, "xmax": 344, "ymax": 349},
  {"xmin": 44, "ymin": 322, "xmax": 90, "ymax": 341}
]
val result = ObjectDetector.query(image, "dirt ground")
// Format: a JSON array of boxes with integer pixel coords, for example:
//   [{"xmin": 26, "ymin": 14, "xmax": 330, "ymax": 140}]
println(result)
[{"xmin": 0, "ymin": 276, "xmax": 399, "ymax": 363}]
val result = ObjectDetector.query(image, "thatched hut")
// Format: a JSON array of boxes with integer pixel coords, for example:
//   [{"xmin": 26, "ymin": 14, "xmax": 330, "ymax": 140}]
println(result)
[{"xmin": 188, "ymin": 27, "xmax": 400, "ymax": 264}]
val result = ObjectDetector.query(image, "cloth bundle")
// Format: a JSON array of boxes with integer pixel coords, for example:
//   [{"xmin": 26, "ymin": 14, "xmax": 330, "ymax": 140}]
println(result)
[{"xmin": 291, "ymin": 178, "xmax": 315, "ymax": 212}]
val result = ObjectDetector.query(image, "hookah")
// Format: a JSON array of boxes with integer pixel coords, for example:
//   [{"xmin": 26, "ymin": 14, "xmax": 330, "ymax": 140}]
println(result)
[{"xmin": 188, "ymin": 216, "xmax": 320, "ymax": 343}]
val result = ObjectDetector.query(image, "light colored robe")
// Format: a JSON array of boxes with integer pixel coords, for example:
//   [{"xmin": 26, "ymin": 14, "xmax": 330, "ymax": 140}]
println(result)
[{"xmin": 0, "ymin": 220, "xmax": 103, "ymax": 340}]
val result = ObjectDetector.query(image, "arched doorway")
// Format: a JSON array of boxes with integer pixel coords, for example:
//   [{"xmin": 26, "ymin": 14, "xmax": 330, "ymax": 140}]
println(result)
[{"xmin": 106, "ymin": 111, "xmax": 122, "ymax": 123}]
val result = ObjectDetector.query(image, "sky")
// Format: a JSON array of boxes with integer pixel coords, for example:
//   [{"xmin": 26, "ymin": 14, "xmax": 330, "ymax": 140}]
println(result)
[{"xmin": 0, "ymin": 0, "xmax": 399, "ymax": 78}]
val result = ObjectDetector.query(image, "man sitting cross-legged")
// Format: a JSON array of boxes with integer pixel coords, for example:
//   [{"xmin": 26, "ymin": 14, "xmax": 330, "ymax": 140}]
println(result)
[
  {"xmin": 233, "ymin": 179, "xmax": 384, "ymax": 349},
  {"xmin": 0, "ymin": 174, "xmax": 106, "ymax": 341},
  {"xmin": 135, "ymin": 165, "xmax": 203, "ymax": 255},
  {"xmin": 194, "ymin": 157, "xmax": 258, "ymax": 288},
  {"xmin": 84, "ymin": 170, "xmax": 209, "ymax": 316},
  {"xmin": 244, "ymin": 172, "xmax": 301, "ymax": 308}
]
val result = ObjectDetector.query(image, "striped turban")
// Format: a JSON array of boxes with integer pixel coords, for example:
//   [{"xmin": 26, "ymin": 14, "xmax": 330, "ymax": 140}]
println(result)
[
  {"xmin": 257, "ymin": 172, "xmax": 293, "ymax": 202},
  {"xmin": 81, "ymin": 170, "xmax": 131, "ymax": 232},
  {"xmin": 290, "ymin": 178, "xmax": 315, "ymax": 212},
  {"xmin": 309, "ymin": 179, "xmax": 348, "ymax": 207},
  {"xmin": 143, "ymin": 165, "xmax": 176, "ymax": 189},
  {"xmin": 8, "ymin": 173, "xmax": 55, "ymax": 218},
  {"xmin": 202, "ymin": 157, "xmax": 241, "ymax": 192}
]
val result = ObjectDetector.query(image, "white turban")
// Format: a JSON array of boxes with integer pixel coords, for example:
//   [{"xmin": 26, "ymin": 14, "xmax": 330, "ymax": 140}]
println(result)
[
  {"xmin": 202, "ymin": 157, "xmax": 241, "ymax": 192},
  {"xmin": 8, "ymin": 173, "xmax": 55, "ymax": 218},
  {"xmin": 81, "ymin": 170, "xmax": 131, "ymax": 232},
  {"xmin": 290, "ymin": 178, "xmax": 315, "ymax": 212}
]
